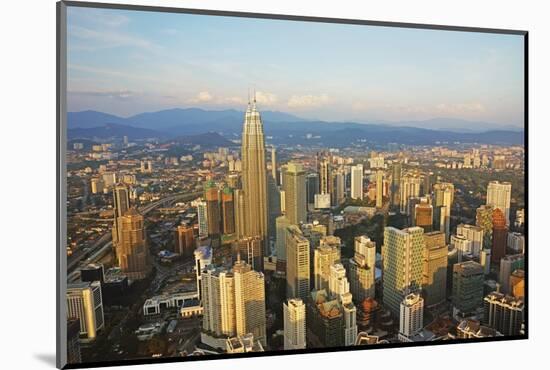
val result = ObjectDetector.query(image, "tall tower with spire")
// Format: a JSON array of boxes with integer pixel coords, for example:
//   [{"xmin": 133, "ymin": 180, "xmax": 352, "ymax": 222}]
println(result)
[{"xmin": 241, "ymin": 94, "xmax": 268, "ymax": 253}]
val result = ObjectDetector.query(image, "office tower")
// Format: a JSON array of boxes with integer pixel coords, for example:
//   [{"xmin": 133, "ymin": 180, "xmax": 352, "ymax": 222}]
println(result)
[
  {"xmin": 350, "ymin": 164, "xmax": 364, "ymax": 200},
  {"xmin": 66, "ymin": 281, "xmax": 104, "ymax": 341},
  {"xmin": 67, "ymin": 318, "xmax": 82, "ymax": 363},
  {"xmin": 456, "ymin": 319, "xmax": 502, "ymax": 338},
  {"xmin": 399, "ymin": 174, "xmax": 421, "ymax": 214},
  {"xmin": 398, "ymin": 293, "xmax": 424, "ymax": 342},
  {"xmin": 194, "ymin": 246, "xmax": 212, "ymax": 300},
  {"xmin": 332, "ymin": 168, "xmax": 346, "ymax": 206},
  {"xmin": 90, "ymin": 177, "xmax": 104, "ymax": 194},
  {"xmin": 112, "ymin": 184, "xmax": 130, "ymax": 246},
  {"xmin": 433, "ymin": 182, "xmax": 454, "ymax": 242},
  {"xmin": 221, "ymin": 187, "xmax": 236, "ymax": 235},
  {"xmin": 205, "ymin": 181, "xmax": 221, "ymax": 236},
  {"xmin": 414, "ymin": 199, "xmax": 433, "ymax": 232},
  {"xmin": 271, "ymin": 146, "xmax": 277, "ymax": 183},
  {"xmin": 174, "ymin": 224, "xmax": 195, "ymax": 257},
  {"xmin": 283, "ymin": 163, "xmax": 307, "ymax": 225},
  {"xmin": 480, "ymin": 249, "xmax": 491, "ymax": 275},
  {"xmin": 422, "ymin": 172, "xmax": 433, "ymax": 197},
  {"xmin": 422, "ymin": 231, "xmax": 448, "ymax": 307},
  {"xmin": 376, "ymin": 170, "xmax": 384, "ymax": 208},
  {"xmin": 308, "ymin": 289, "xmax": 344, "ymax": 348},
  {"xmin": 328, "ymin": 263, "xmax": 349, "ymax": 299},
  {"xmin": 286, "ymin": 225, "xmax": 311, "ymax": 302},
  {"xmin": 283, "ymin": 298, "xmax": 306, "ymax": 350},
  {"xmin": 507, "ymin": 232, "xmax": 525, "ymax": 254},
  {"xmin": 391, "ymin": 162, "xmax": 402, "ymax": 209},
  {"xmin": 382, "ymin": 227, "xmax": 425, "ymax": 317},
  {"xmin": 201, "ymin": 266, "xmax": 236, "ymax": 338},
  {"xmin": 476, "ymin": 205, "xmax": 494, "ymax": 250},
  {"xmin": 241, "ymin": 98, "xmax": 268, "ymax": 252},
  {"xmin": 80, "ymin": 263, "xmax": 104, "ymax": 284},
  {"xmin": 483, "ymin": 292, "xmax": 524, "ymax": 335},
  {"xmin": 456, "ymin": 224, "xmax": 484, "ymax": 258},
  {"xmin": 232, "ymin": 236, "xmax": 263, "ymax": 272},
  {"xmin": 317, "ymin": 151, "xmax": 332, "ymax": 199},
  {"xmin": 452, "ymin": 261, "xmax": 484, "ymax": 317},
  {"xmin": 487, "ymin": 181, "xmax": 512, "ymax": 225},
  {"xmin": 267, "ymin": 175, "xmax": 281, "ymax": 241},
  {"xmin": 349, "ymin": 236, "xmax": 376, "ymax": 303},
  {"xmin": 510, "ymin": 269, "xmax": 525, "ymax": 299},
  {"xmin": 233, "ymin": 260, "xmax": 267, "ymax": 346},
  {"xmin": 314, "ymin": 238, "xmax": 341, "ymax": 291},
  {"xmin": 451, "ymin": 234, "xmax": 473, "ymax": 262},
  {"xmin": 492, "ymin": 208, "xmax": 509, "ymax": 264},
  {"xmin": 117, "ymin": 208, "xmax": 151, "ymax": 280},
  {"xmin": 327, "ymin": 264, "xmax": 358, "ymax": 346},
  {"xmin": 234, "ymin": 189, "xmax": 245, "ymax": 238},
  {"xmin": 275, "ymin": 215, "xmax": 291, "ymax": 261},
  {"xmin": 306, "ymin": 173, "xmax": 319, "ymax": 208},
  {"xmin": 197, "ymin": 200, "xmax": 209, "ymax": 238},
  {"xmin": 499, "ymin": 254, "xmax": 524, "ymax": 294}
]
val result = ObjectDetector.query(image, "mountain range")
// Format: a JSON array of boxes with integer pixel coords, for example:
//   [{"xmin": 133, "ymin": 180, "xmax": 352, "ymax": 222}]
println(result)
[{"xmin": 67, "ymin": 108, "xmax": 524, "ymax": 146}]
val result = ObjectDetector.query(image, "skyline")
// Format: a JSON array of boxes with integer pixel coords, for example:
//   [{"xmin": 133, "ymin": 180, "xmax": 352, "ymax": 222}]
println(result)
[{"xmin": 67, "ymin": 7, "xmax": 525, "ymax": 129}]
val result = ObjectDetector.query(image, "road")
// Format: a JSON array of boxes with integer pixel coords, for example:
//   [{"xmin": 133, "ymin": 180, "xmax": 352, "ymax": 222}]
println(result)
[{"xmin": 67, "ymin": 191, "xmax": 202, "ymax": 282}]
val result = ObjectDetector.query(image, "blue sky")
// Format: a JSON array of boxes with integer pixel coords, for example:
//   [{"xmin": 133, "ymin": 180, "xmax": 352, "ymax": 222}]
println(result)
[{"xmin": 67, "ymin": 6, "xmax": 525, "ymax": 127}]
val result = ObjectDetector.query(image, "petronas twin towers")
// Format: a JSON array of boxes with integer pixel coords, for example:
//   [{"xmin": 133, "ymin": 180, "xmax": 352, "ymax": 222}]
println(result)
[{"xmin": 241, "ymin": 96, "xmax": 268, "ymax": 252}]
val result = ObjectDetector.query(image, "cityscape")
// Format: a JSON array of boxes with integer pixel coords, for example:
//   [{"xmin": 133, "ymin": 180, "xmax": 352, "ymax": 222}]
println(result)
[{"xmin": 64, "ymin": 6, "xmax": 526, "ymax": 366}]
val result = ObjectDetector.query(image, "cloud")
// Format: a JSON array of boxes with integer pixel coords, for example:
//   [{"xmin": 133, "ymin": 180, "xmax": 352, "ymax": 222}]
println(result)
[
  {"xmin": 287, "ymin": 94, "xmax": 330, "ymax": 108},
  {"xmin": 435, "ymin": 102, "xmax": 486, "ymax": 114},
  {"xmin": 68, "ymin": 25, "xmax": 155, "ymax": 51},
  {"xmin": 220, "ymin": 96, "xmax": 247, "ymax": 105},
  {"xmin": 188, "ymin": 91, "xmax": 213, "ymax": 103},
  {"xmin": 254, "ymin": 91, "xmax": 278, "ymax": 106},
  {"xmin": 69, "ymin": 89, "xmax": 134, "ymax": 99}
]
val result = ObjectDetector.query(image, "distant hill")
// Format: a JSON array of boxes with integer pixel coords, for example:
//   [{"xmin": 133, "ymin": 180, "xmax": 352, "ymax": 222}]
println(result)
[
  {"xmin": 170, "ymin": 132, "xmax": 237, "ymax": 148},
  {"xmin": 66, "ymin": 108, "xmax": 524, "ymax": 146}
]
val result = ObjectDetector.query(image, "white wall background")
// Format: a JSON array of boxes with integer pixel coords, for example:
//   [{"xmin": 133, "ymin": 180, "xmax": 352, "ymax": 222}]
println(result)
[{"xmin": 0, "ymin": 0, "xmax": 545, "ymax": 368}]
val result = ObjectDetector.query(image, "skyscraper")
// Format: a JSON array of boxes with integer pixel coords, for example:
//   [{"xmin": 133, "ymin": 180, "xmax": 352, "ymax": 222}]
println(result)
[
  {"xmin": 349, "ymin": 236, "xmax": 376, "ymax": 303},
  {"xmin": 112, "ymin": 184, "xmax": 130, "ymax": 246},
  {"xmin": 197, "ymin": 200, "xmax": 209, "ymax": 238},
  {"xmin": 399, "ymin": 174, "xmax": 421, "ymax": 214},
  {"xmin": 452, "ymin": 261, "xmax": 484, "ymax": 317},
  {"xmin": 306, "ymin": 173, "xmax": 319, "ymax": 208},
  {"xmin": 414, "ymin": 198, "xmax": 433, "ymax": 232},
  {"xmin": 241, "ymin": 98, "xmax": 268, "ymax": 252},
  {"xmin": 222, "ymin": 187, "xmax": 235, "ymax": 235},
  {"xmin": 483, "ymin": 291, "xmax": 524, "ymax": 336},
  {"xmin": 382, "ymin": 226, "xmax": 425, "ymax": 317},
  {"xmin": 456, "ymin": 224, "xmax": 484, "ymax": 258},
  {"xmin": 350, "ymin": 164, "xmax": 364, "ymax": 200},
  {"xmin": 391, "ymin": 162, "xmax": 402, "ymax": 210},
  {"xmin": 492, "ymin": 208, "xmax": 509, "ymax": 264},
  {"xmin": 233, "ymin": 260, "xmax": 267, "ymax": 346},
  {"xmin": 275, "ymin": 215, "xmax": 291, "ymax": 261},
  {"xmin": 117, "ymin": 208, "xmax": 151, "ymax": 280},
  {"xmin": 376, "ymin": 170, "xmax": 384, "ymax": 208},
  {"xmin": 314, "ymin": 238, "xmax": 341, "ymax": 291},
  {"xmin": 476, "ymin": 205, "xmax": 494, "ymax": 250},
  {"xmin": 398, "ymin": 293, "xmax": 424, "ymax": 342},
  {"xmin": 286, "ymin": 225, "xmax": 311, "ymax": 302},
  {"xmin": 234, "ymin": 189, "xmax": 245, "ymax": 238},
  {"xmin": 174, "ymin": 224, "xmax": 195, "ymax": 257},
  {"xmin": 232, "ymin": 236, "xmax": 263, "ymax": 272},
  {"xmin": 271, "ymin": 146, "xmax": 277, "ymax": 183},
  {"xmin": 201, "ymin": 265, "xmax": 236, "ymax": 338},
  {"xmin": 204, "ymin": 181, "xmax": 221, "ymax": 236},
  {"xmin": 66, "ymin": 281, "xmax": 104, "ymax": 342},
  {"xmin": 283, "ymin": 163, "xmax": 307, "ymax": 225},
  {"xmin": 486, "ymin": 181, "xmax": 512, "ymax": 225},
  {"xmin": 283, "ymin": 298, "xmax": 306, "ymax": 350},
  {"xmin": 433, "ymin": 182, "xmax": 454, "ymax": 242},
  {"xmin": 422, "ymin": 231, "xmax": 447, "ymax": 307},
  {"xmin": 317, "ymin": 151, "xmax": 332, "ymax": 199}
]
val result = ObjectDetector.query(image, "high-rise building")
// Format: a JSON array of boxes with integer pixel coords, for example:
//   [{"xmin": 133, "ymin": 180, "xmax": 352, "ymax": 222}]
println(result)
[
  {"xmin": 456, "ymin": 224, "xmax": 484, "ymax": 258},
  {"xmin": 201, "ymin": 266, "xmax": 236, "ymax": 338},
  {"xmin": 391, "ymin": 162, "xmax": 402, "ymax": 209},
  {"xmin": 327, "ymin": 264, "xmax": 358, "ymax": 346},
  {"xmin": 422, "ymin": 231, "xmax": 447, "ymax": 307},
  {"xmin": 241, "ymin": 99, "xmax": 268, "ymax": 253},
  {"xmin": 492, "ymin": 208, "xmax": 509, "ymax": 264},
  {"xmin": 433, "ymin": 182, "xmax": 454, "ymax": 242},
  {"xmin": 308, "ymin": 289, "xmax": 344, "ymax": 348},
  {"xmin": 452, "ymin": 261, "xmax": 484, "ymax": 317},
  {"xmin": 205, "ymin": 181, "xmax": 221, "ymax": 236},
  {"xmin": 234, "ymin": 189, "xmax": 245, "ymax": 238},
  {"xmin": 480, "ymin": 249, "xmax": 491, "ymax": 275},
  {"xmin": 476, "ymin": 205, "xmax": 494, "ymax": 250},
  {"xmin": 314, "ymin": 238, "xmax": 341, "ymax": 291},
  {"xmin": 382, "ymin": 227, "xmax": 425, "ymax": 317},
  {"xmin": 451, "ymin": 234, "xmax": 473, "ymax": 262},
  {"xmin": 317, "ymin": 151, "xmax": 332, "ymax": 200},
  {"xmin": 414, "ymin": 199, "xmax": 433, "ymax": 232},
  {"xmin": 283, "ymin": 298, "xmax": 306, "ymax": 350},
  {"xmin": 197, "ymin": 200, "xmax": 209, "ymax": 238},
  {"xmin": 486, "ymin": 181, "xmax": 512, "ymax": 225},
  {"xmin": 66, "ymin": 281, "xmax": 104, "ymax": 341},
  {"xmin": 221, "ymin": 187, "xmax": 235, "ymax": 235},
  {"xmin": 332, "ymin": 168, "xmax": 346, "ymax": 206},
  {"xmin": 271, "ymin": 146, "xmax": 277, "ymax": 183},
  {"xmin": 349, "ymin": 236, "xmax": 376, "ymax": 303},
  {"xmin": 194, "ymin": 246, "xmax": 212, "ymax": 300},
  {"xmin": 456, "ymin": 319, "xmax": 502, "ymax": 338},
  {"xmin": 283, "ymin": 163, "xmax": 307, "ymax": 225},
  {"xmin": 306, "ymin": 173, "xmax": 319, "ymax": 208},
  {"xmin": 483, "ymin": 291, "xmax": 524, "ymax": 336},
  {"xmin": 116, "ymin": 208, "xmax": 151, "ymax": 280},
  {"xmin": 399, "ymin": 174, "xmax": 421, "ymax": 214},
  {"xmin": 398, "ymin": 293, "xmax": 424, "ymax": 342},
  {"xmin": 499, "ymin": 254, "xmax": 524, "ymax": 294},
  {"xmin": 275, "ymin": 215, "xmax": 291, "ymax": 261},
  {"xmin": 350, "ymin": 164, "xmax": 364, "ymax": 200},
  {"xmin": 328, "ymin": 263, "xmax": 349, "ymax": 299},
  {"xmin": 112, "ymin": 184, "xmax": 130, "ymax": 246},
  {"xmin": 232, "ymin": 236, "xmax": 263, "ymax": 272},
  {"xmin": 510, "ymin": 269, "xmax": 525, "ymax": 299},
  {"xmin": 507, "ymin": 232, "xmax": 525, "ymax": 254},
  {"xmin": 286, "ymin": 225, "xmax": 311, "ymax": 302},
  {"xmin": 174, "ymin": 224, "xmax": 195, "ymax": 257},
  {"xmin": 376, "ymin": 170, "xmax": 384, "ymax": 208},
  {"xmin": 233, "ymin": 260, "xmax": 267, "ymax": 346}
]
